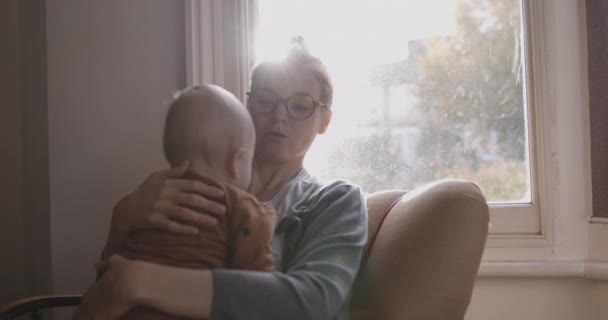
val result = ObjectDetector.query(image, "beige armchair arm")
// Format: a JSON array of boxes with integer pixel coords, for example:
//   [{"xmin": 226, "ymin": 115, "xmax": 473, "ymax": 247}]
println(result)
[{"xmin": 352, "ymin": 180, "xmax": 489, "ymax": 320}]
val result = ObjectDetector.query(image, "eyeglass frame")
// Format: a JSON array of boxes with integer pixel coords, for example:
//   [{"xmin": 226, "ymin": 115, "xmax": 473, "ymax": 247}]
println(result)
[{"xmin": 246, "ymin": 91, "xmax": 329, "ymax": 120}]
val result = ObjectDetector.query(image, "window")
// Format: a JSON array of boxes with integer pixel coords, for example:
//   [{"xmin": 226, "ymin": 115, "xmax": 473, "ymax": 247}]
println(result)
[
  {"xmin": 185, "ymin": 0, "xmax": 553, "ymax": 245},
  {"xmin": 187, "ymin": 0, "xmax": 606, "ymax": 275},
  {"xmin": 255, "ymin": 0, "xmax": 529, "ymax": 202},
  {"xmin": 252, "ymin": 0, "xmax": 548, "ymax": 241}
]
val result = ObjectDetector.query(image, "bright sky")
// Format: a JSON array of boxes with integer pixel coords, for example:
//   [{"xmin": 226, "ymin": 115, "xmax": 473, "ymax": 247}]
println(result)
[
  {"xmin": 256, "ymin": 0, "xmax": 458, "ymax": 65},
  {"xmin": 255, "ymin": 0, "xmax": 460, "ymax": 177}
]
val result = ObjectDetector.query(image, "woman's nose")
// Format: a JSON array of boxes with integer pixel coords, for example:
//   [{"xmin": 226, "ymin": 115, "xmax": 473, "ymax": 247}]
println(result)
[{"xmin": 272, "ymin": 102, "xmax": 289, "ymax": 122}]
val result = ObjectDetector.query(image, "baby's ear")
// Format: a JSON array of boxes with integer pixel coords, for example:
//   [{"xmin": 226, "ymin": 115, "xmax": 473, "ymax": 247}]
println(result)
[{"xmin": 228, "ymin": 147, "xmax": 246, "ymax": 179}]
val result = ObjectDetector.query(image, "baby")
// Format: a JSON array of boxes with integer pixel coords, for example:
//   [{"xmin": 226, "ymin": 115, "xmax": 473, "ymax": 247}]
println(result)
[{"xmin": 116, "ymin": 84, "xmax": 275, "ymax": 319}]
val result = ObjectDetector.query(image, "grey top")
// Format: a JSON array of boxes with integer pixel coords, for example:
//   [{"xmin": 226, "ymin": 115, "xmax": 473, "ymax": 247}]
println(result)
[{"xmin": 210, "ymin": 169, "xmax": 368, "ymax": 320}]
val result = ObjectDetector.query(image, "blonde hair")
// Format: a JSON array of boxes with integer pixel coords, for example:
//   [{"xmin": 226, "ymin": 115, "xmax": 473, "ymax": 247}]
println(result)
[
  {"xmin": 163, "ymin": 85, "xmax": 254, "ymax": 167},
  {"xmin": 251, "ymin": 37, "xmax": 334, "ymax": 107}
]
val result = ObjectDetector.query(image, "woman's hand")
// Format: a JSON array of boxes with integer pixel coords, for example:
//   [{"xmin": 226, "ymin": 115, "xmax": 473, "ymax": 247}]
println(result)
[
  {"xmin": 76, "ymin": 255, "xmax": 215, "ymax": 320},
  {"xmin": 114, "ymin": 161, "xmax": 226, "ymax": 236},
  {"xmin": 102, "ymin": 161, "xmax": 227, "ymax": 260},
  {"xmin": 73, "ymin": 255, "xmax": 139, "ymax": 320}
]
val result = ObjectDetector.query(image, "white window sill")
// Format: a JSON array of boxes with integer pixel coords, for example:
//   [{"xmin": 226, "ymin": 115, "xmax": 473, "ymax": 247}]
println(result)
[
  {"xmin": 478, "ymin": 261, "xmax": 608, "ymax": 281},
  {"xmin": 589, "ymin": 217, "xmax": 608, "ymax": 224}
]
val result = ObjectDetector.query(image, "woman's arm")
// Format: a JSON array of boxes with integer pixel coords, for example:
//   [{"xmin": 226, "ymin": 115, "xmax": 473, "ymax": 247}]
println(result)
[
  {"xmin": 77, "ymin": 182, "xmax": 366, "ymax": 320},
  {"xmin": 211, "ymin": 182, "xmax": 368, "ymax": 320},
  {"xmin": 132, "ymin": 182, "xmax": 366, "ymax": 320},
  {"xmin": 75, "ymin": 255, "xmax": 215, "ymax": 319},
  {"xmin": 137, "ymin": 263, "xmax": 214, "ymax": 318}
]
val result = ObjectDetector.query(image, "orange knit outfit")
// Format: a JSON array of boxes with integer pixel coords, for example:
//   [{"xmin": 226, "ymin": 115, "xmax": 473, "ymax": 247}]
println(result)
[{"xmin": 114, "ymin": 175, "xmax": 275, "ymax": 320}]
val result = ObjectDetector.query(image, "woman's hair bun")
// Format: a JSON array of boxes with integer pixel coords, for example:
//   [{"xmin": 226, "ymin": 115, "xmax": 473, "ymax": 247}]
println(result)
[{"xmin": 288, "ymin": 35, "xmax": 310, "ymax": 57}]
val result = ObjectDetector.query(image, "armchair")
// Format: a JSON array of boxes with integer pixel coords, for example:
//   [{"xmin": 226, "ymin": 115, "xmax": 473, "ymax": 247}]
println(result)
[
  {"xmin": 1, "ymin": 180, "xmax": 489, "ymax": 320},
  {"xmin": 351, "ymin": 180, "xmax": 489, "ymax": 320}
]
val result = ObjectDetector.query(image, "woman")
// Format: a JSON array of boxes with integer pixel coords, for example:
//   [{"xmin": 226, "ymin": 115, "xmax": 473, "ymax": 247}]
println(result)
[{"xmin": 75, "ymin": 43, "xmax": 367, "ymax": 320}]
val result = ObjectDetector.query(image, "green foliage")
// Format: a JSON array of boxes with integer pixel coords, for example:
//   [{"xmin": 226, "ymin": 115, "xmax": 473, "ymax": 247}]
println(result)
[
  {"xmin": 325, "ymin": 0, "xmax": 529, "ymax": 201},
  {"xmin": 413, "ymin": 0, "xmax": 525, "ymax": 159},
  {"xmin": 445, "ymin": 159, "xmax": 528, "ymax": 202},
  {"xmin": 327, "ymin": 131, "xmax": 410, "ymax": 193},
  {"xmin": 409, "ymin": 0, "xmax": 528, "ymax": 200}
]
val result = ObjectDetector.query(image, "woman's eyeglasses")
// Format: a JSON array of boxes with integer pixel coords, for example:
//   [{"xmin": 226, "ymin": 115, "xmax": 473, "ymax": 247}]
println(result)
[{"xmin": 247, "ymin": 91, "xmax": 328, "ymax": 120}]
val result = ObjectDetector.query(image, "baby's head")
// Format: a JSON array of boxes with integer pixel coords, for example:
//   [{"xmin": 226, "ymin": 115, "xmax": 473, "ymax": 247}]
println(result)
[{"xmin": 163, "ymin": 84, "xmax": 255, "ymax": 189}]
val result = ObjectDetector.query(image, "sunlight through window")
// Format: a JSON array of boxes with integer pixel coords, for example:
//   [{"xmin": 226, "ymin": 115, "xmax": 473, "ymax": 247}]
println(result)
[{"xmin": 255, "ymin": 0, "xmax": 530, "ymax": 203}]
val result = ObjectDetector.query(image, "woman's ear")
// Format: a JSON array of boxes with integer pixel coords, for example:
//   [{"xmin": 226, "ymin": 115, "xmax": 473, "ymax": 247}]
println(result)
[
  {"xmin": 318, "ymin": 109, "xmax": 333, "ymax": 134},
  {"xmin": 228, "ymin": 148, "xmax": 246, "ymax": 179}
]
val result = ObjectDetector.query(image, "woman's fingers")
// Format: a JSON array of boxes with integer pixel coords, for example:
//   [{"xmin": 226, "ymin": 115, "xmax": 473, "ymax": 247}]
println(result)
[
  {"xmin": 73, "ymin": 287, "xmax": 93, "ymax": 320},
  {"xmin": 167, "ymin": 178, "xmax": 225, "ymax": 199},
  {"xmin": 156, "ymin": 160, "xmax": 190, "ymax": 179},
  {"xmin": 73, "ymin": 285, "xmax": 116, "ymax": 320},
  {"xmin": 162, "ymin": 200, "xmax": 219, "ymax": 226},
  {"xmin": 147, "ymin": 212, "xmax": 201, "ymax": 235},
  {"xmin": 154, "ymin": 200, "xmax": 219, "ymax": 226},
  {"xmin": 166, "ymin": 220, "xmax": 201, "ymax": 235},
  {"xmin": 121, "ymin": 162, "xmax": 227, "ymax": 235},
  {"xmin": 147, "ymin": 195, "xmax": 224, "ymax": 235},
  {"xmin": 74, "ymin": 255, "xmax": 134, "ymax": 320},
  {"xmin": 170, "ymin": 192, "xmax": 225, "ymax": 217}
]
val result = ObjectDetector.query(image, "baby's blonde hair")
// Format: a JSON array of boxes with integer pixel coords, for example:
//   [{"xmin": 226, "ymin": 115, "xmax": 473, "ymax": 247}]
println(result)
[{"xmin": 163, "ymin": 85, "xmax": 254, "ymax": 168}]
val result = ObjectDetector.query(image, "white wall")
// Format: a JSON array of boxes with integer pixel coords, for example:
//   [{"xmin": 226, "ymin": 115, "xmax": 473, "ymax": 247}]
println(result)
[
  {"xmin": 467, "ymin": 279, "xmax": 607, "ymax": 320},
  {"xmin": 594, "ymin": 282, "xmax": 608, "ymax": 316},
  {"xmin": 45, "ymin": 0, "xmax": 186, "ymax": 294}
]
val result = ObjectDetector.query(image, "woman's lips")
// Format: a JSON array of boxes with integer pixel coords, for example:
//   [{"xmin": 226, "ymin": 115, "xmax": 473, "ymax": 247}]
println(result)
[{"xmin": 268, "ymin": 132, "xmax": 289, "ymax": 138}]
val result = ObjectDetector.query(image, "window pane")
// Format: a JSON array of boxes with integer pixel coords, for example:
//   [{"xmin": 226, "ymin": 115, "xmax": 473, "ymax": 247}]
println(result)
[{"xmin": 255, "ymin": 0, "xmax": 530, "ymax": 203}]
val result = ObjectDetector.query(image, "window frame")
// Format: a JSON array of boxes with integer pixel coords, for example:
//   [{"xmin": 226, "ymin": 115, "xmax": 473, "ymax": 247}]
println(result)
[
  {"xmin": 183, "ymin": 0, "xmax": 585, "ymax": 256},
  {"xmin": 484, "ymin": 0, "xmax": 554, "ymax": 248}
]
